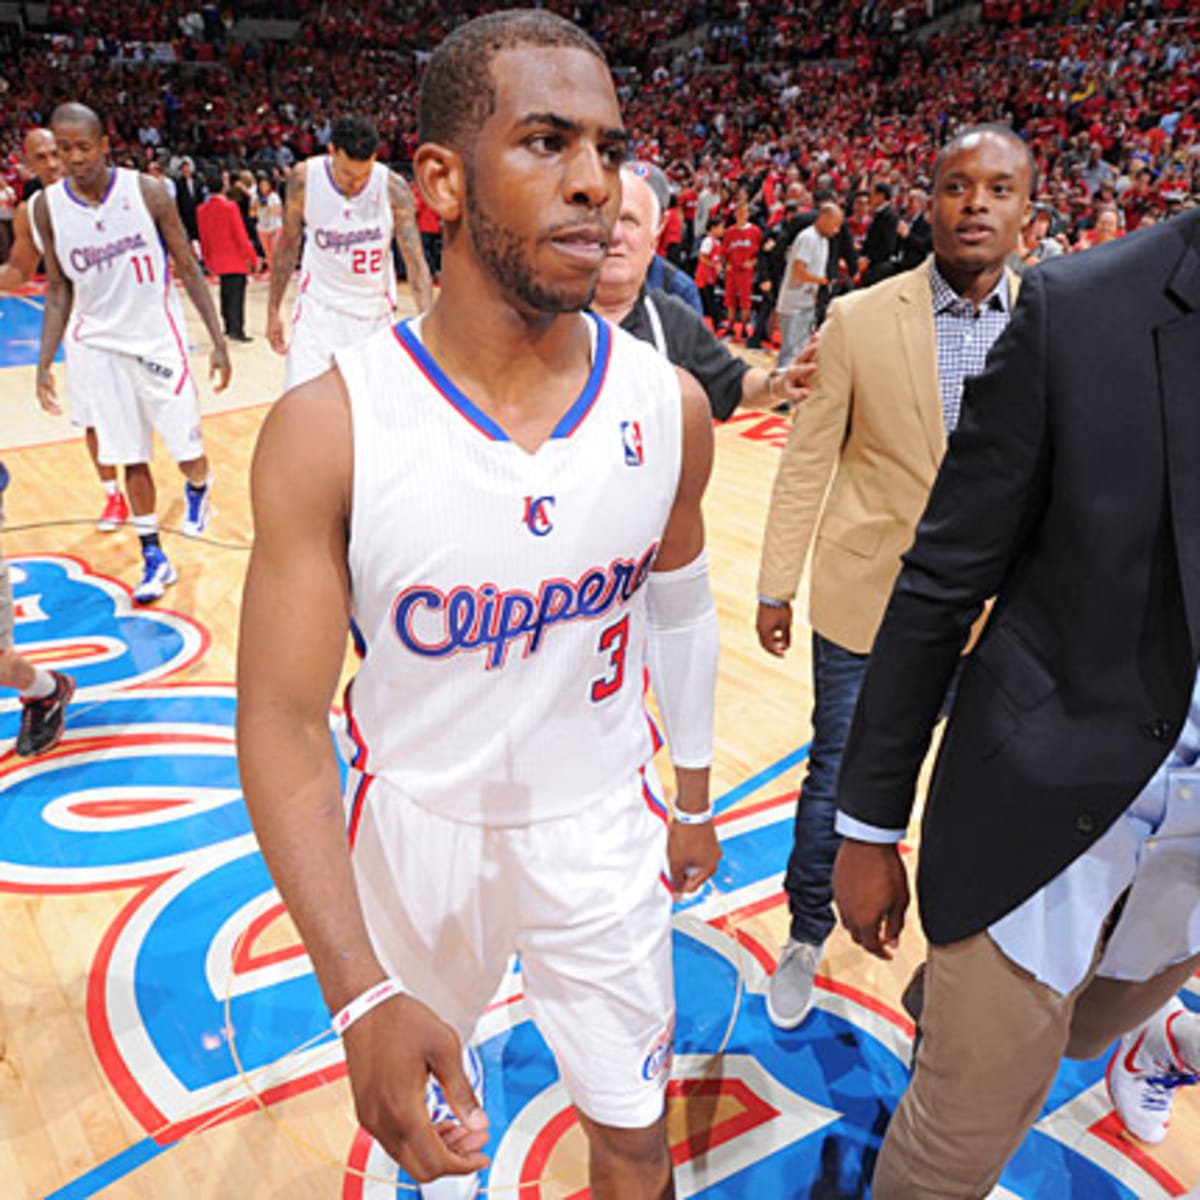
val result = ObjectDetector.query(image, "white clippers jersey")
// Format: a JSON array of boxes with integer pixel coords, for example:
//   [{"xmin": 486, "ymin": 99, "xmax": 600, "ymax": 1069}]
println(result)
[
  {"xmin": 45, "ymin": 168, "xmax": 189, "ymax": 364},
  {"xmin": 340, "ymin": 314, "xmax": 683, "ymax": 827},
  {"xmin": 29, "ymin": 190, "xmax": 44, "ymax": 254},
  {"xmin": 299, "ymin": 156, "xmax": 395, "ymax": 320}
]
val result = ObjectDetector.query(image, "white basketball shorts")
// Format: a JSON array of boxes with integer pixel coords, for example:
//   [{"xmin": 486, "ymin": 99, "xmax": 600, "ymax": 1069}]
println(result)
[
  {"xmin": 349, "ymin": 764, "xmax": 676, "ymax": 1129},
  {"xmin": 74, "ymin": 343, "xmax": 203, "ymax": 467},
  {"xmin": 61, "ymin": 340, "xmax": 95, "ymax": 429},
  {"xmin": 285, "ymin": 293, "xmax": 392, "ymax": 391}
]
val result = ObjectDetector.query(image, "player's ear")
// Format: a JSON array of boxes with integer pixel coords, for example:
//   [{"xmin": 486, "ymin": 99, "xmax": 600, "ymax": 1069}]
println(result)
[{"xmin": 414, "ymin": 143, "xmax": 465, "ymax": 223}]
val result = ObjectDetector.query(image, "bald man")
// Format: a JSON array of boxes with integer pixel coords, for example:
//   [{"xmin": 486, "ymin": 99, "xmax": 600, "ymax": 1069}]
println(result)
[
  {"xmin": 0, "ymin": 130, "xmax": 127, "ymax": 531},
  {"xmin": 592, "ymin": 163, "xmax": 815, "ymax": 419},
  {"xmin": 36, "ymin": 102, "xmax": 230, "ymax": 605}
]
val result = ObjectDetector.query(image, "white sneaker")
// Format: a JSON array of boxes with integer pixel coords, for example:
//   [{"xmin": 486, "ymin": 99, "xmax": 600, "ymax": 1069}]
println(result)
[
  {"xmin": 419, "ymin": 1044, "xmax": 484, "ymax": 1200},
  {"xmin": 1106, "ymin": 998, "xmax": 1199, "ymax": 1144},
  {"xmin": 181, "ymin": 481, "xmax": 210, "ymax": 538},
  {"xmin": 766, "ymin": 939, "xmax": 824, "ymax": 1030},
  {"xmin": 133, "ymin": 547, "xmax": 178, "ymax": 605}
]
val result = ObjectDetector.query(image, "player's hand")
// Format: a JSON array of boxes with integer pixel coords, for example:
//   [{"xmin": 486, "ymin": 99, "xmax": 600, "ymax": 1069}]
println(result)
[
  {"xmin": 342, "ymin": 992, "xmax": 490, "ymax": 1184},
  {"xmin": 267, "ymin": 308, "xmax": 287, "ymax": 355},
  {"xmin": 210, "ymin": 342, "xmax": 232, "ymax": 393},
  {"xmin": 756, "ymin": 600, "xmax": 792, "ymax": 657},
  {"xmin": 832, "ymin": 840, "xmax": 909, "ymax": 961},
  {"xmin": 36, "ymin": 366, "xmax": 62, "ymax": 416},
  {"xmin": 668, "ymin": 820, "xmax": 720, "ymax": 896}
]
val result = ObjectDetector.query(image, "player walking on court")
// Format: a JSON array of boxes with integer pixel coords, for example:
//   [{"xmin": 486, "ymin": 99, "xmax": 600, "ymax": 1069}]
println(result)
[
  {"xmin": 0, "ymin": 128, "xmax": 130, "ymax": 533},
  {"xmin": 34, "ymin": 103, "xmax": 231, "ymax": 604},
  {"xmin": 266, "ymin": 114, "xmax": 435, "ymax": 389},
  {"xmin": 238, "ymin": 12, "xmax": 720, "ymax": 1199}
]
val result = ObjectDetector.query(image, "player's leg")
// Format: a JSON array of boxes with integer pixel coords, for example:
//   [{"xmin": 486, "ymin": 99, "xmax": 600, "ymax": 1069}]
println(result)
[
  {"xmin": 95, "ymin": 355, "xmax": 176, "ymax": 604},
  {"xmin": 85, "ymin": 427, "xmax": 128, "ymax": 531},
  {"xmin": 0, "ymin": 511, "xmax": 73, "ymax": 754},
  {"xmin": 516, "ymin": 769, "xmax": 676, "ymax": 1199},
  {"xmin": 284, "ymin": 299, "xmax": 340, "ymax": 392},
  {"xmin": 138, "ymin": 355, "xmax": 212, "ymax": 540},
  {"xmin": 66, "ymin": 340, "xmax": 127, "ymax": 530}
]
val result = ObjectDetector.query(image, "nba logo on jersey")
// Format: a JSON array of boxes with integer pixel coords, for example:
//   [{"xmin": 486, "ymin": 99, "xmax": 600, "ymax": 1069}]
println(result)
[
  {"xmin": 621, "ymin": 420, "xmax": 644, "ymax": 466},
  {"xmin": 523, "ymin": 494, "xmax": 555, "ymax": 537}
]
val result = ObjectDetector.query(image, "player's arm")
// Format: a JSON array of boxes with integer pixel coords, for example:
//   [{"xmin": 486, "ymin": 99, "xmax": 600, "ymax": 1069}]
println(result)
[
  {"xmin": 33, "ymin": 195, "xmax": 72, "ymax": 416},
  {"xmin": 388, "ymin": 170, "xmax": 434, "ymax": 313},
  {"xmin": 141, "ymin": 175, "xmax": 231, "ymax": 393},
  {"xmin": 237, "ymin": 380, "xmax": 487, "ymax": 1184},
  {"xmin": 649, "ymin": 368, "xmax": 721, "ymax": 895},
  {"xmin": 0, "ymin": 202, "xmax": 42, "ymax": 293},
  {"xmin": 267, "ymin": 162, "xmax": 306, "ymax": 352}
]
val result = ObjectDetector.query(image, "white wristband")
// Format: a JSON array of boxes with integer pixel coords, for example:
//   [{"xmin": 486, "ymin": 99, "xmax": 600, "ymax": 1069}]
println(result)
[
  {"xmin": 331, "ymin": 978, "xmax": 406, "ymax": 1036},
  {"xmin": 673, "ymin": 803, "xmax": 714, "ymax": 826}
]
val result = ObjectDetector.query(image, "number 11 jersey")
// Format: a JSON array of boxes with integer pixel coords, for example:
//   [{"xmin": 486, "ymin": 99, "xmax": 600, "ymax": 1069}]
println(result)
[{"xmin": 45, "ymin": 168, "xmax": 189, "ymax": 366}]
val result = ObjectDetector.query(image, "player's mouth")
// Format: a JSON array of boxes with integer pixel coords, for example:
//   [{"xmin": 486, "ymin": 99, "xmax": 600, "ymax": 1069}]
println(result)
[{"xmin": 547, "ymin": 225, "xmax": 611, "ymax": 265}]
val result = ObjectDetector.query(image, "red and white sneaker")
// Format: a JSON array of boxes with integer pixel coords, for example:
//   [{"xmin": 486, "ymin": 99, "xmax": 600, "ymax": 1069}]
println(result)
[
  {"xmin": 1106, "ymin": 997, "xmax": 1199, "ymax": 1144},
  {"xmin": 97, "ymin": 491, "xmax": 129, "ymax": 532}
]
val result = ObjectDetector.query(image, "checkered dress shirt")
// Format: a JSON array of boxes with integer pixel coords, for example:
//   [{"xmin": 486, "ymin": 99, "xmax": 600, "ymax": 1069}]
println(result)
[{"xmin": 930, "ymin": 263, "xmax": 1012, "ymax": 432}]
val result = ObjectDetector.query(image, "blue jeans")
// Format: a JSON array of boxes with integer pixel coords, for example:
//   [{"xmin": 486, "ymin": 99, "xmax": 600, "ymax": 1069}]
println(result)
[{"xmin": 784, "ymin": 631, "xmax": 869, "ymax": 946}]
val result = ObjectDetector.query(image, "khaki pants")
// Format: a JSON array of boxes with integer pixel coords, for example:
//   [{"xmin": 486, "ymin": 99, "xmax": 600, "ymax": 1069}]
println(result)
[{"xmin": 874, "ymin": 929, "xmax": 1200, "ymax": 1198}]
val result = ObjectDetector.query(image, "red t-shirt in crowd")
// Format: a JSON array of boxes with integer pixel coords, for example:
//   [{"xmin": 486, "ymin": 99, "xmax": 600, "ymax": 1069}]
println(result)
[{"xmin": 721, "ymin": 221, "xmax": 763, "ymax": 271}]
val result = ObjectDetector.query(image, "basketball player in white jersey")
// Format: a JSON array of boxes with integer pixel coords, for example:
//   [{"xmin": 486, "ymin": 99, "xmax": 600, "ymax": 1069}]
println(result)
[
  {"xmin": 239, "ymin": 12, "xmax": 720, "ymax": 1199},
  {"xmin": 0, "ymin": 128, "xmax": 129, "ymax": 533},
  {"xmin": 34, "ymin": 103, "xmax": 231, "ymax": 605},
  {"xmin": 266, "ymin": 114, "xmax": 434, "ymax": 390}
]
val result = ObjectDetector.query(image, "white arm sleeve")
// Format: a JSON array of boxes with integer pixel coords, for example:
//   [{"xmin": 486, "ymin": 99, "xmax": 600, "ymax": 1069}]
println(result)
[{"xmin": 645, "ymin": 549, "xmax": 719, "ymax": 769}]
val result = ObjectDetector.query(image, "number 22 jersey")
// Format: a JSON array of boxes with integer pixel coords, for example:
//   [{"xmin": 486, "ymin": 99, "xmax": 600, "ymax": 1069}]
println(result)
[{"xmin": 339, "ymin": 314, "xmax": 683, "ymax": 827}]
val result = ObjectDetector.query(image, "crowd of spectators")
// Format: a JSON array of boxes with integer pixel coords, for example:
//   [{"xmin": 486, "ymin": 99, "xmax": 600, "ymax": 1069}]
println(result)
[{"xmin": 1, "ymin": 0, "xmax": 1197, "ymax": 319}]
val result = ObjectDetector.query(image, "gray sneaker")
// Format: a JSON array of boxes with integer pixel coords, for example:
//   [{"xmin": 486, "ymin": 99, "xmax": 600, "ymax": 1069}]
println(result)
[{"xmin": 767, "ymin": 939, "xmax": 824, "ymax": 1030}]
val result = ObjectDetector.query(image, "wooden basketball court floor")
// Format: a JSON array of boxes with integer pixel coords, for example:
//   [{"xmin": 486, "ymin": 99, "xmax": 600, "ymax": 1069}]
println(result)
[{"xmin": 0, "ymin": 279, "xmax": 1196, "ymax": 1199}]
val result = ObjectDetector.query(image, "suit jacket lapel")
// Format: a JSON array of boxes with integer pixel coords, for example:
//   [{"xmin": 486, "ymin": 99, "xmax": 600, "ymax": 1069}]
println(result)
[
  {"xmin": 1157, "ymin": 233, "xmax": 1200, "ymax": 656},
  {"xmin": 895, "ymin": 264, "xmax": 945, "ymax": 470}
]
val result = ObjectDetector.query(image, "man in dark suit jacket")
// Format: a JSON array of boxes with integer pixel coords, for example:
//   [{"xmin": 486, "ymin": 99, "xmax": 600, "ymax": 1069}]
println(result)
[
  {"xmin": 174, "ymin": 156, "xmax": 203, "ymax": 244},
  {"xmin": 832, "ymin": 210, "xmax": 1200, "ymax": 1195},
  {"xmin": 859, "ymin": 182, "xmax": 900, "ymax": 286}
]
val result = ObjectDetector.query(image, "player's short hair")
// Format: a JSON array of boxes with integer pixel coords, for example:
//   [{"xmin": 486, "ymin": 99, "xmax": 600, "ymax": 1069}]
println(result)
[
  {"xmin": 50, "ymin": 102, "xmax": 103, "ymax": 137},
  {"xmin": 418, "ymin": 9, "xmax": 606, "ymax": 152},
  {"xmin": 329, "ymin": 115, "xmax": 379, "ymax": 161},
  {"xmin": 933, "ymin": 123, "xmax": 1037, "ymax": 195},
  {"xmin": 871, "ymin": 181, "xmax": 892, "ymax": 201}
]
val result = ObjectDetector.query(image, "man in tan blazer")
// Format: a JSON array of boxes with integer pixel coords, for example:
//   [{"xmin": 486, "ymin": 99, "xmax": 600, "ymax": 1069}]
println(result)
[{"xmin": 756, "ymin": 124, "xmax": 1032, "ymax": 1030}]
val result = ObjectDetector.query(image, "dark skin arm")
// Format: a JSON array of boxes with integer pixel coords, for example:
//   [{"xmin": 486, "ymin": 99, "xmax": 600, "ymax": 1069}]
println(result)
[
  {"xmin": 267, "ymin": 162, "xmax": 306, "ymax": 353},
  {"xmin": 388, "ymin": 170, "xmax": 434, "ymax": 313},
  {"xmin": 139, "ymin": 175, "xmax": 231, "ymax": 391},
  {"xmin": 33, "ymin": 192, "xmax": 74, "ymax": 415},
  {"xmin": 0, "ymin": 201, "xmax": 42, "ymax": 293},
  {"xmin": 237, "ymin": 371, "xmax": 488, "ymax": 1184}
]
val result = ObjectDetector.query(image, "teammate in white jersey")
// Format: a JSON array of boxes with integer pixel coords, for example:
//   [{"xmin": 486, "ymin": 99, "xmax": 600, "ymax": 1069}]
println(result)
[
  {"xmin": 34, "ymin": 103, "xmax": 231, "ymax": 605},
  {"xmin": 266, "ymin": 114, "xmax": 434, "ymax": 389},
  {"xmin": 239, "ymin": 12, "xmax": 720, "ymax": 1200},
  {"xmin": 0, "ymin": 129, "xmax": 128, "ymax": 533}
]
